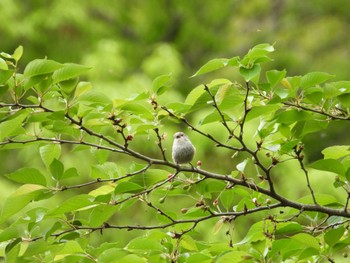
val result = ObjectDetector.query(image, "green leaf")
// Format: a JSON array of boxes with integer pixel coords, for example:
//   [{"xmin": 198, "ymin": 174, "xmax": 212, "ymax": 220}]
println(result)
[
  {"xmin": 266, "ymin": 69, "xmax": 286, "ymax": 88},
  {"xmin": 198, "ymin": 110, "xmax": 229, "ymax": 126},
  {"xmin": 50, "ymin": 158, "xmax": 64, "ymax": 181},
  {"xmin": 0, "ymin": 58, "xmax": 8, "ymax": 70},
  {"xmin": 234, "ymin": 221, "xmax": 265, "ymax": 245},
  {"xmin": 40, "ymin": 143, "xmax": 61, "ymax": 168},
  {"xmin": 126, "ymin": 235, "xmax": 164, "ymax": 251},
  {"xmin": 310, "ymin": 159, "xmax": 346, "ymax": 176},
  {"xmin": 55, "ymin": 240, "xmax": 84, "ymax": 256},
  {"xmin": 0, "ymin": 69, "xmax": 13, "ymax": 84},
  {"xmin": 180, "ymin": 235, "xmax": 198, "ymax": 251},
  {"xmin": 12, "ymin": 45, "xmax": 23, "ymax": 62},
  {"xmin": 58, "ymin": 77, "xmax": 79, "ymax": 95},
  {"xmin": 62, "ymin": 167, "xmax": 80, "ymax": 180},
  {"xmin": 0, "ymin": 226, "xmax": 20, "ymax": 242},
  {"xmin": 297, "ymin": 194, "xmax": 339, "ymax": 206},
  {"xmin": 90, "ymin": 162, "xmax": 120, "ymax": 179},
  {"xmin": 292, "ymin": 119, "xmax": 328, "ymax": 138},
  {"xmin": 152, "ymin": 74, "xmax": 171, "ymax": 95},
  {"xmin": 52, "ymin": 63, "xmax": 91, "ymax": 83},
  {"xmin": 120, "ymin": 102, "xmax": 154, "ymax": 120},
  {"xmin": 184, "ymin": 79, "xmax": 231, "ymax": 112},
  {"xmin": 300, "ymin": 72, "xmax": 335, "ymax": 89},
  {"xmin": 187, "ymin": 253, "xmax": 212, "ymax": 263},
  {"xmin": 47, "ymin": 194, "xmax": 95, "ymax": 216},
  {"xmin": 74, "ymin": 81, "xmax": 92, "ymax": 99},
  {"xmin": 0, "ymin": 184, "xmax": 47, "ymax": 224},
  {"xmin": 217, "ymin": 251, "xmax": 248, "ymax": 263},
  {"xmin": 337, "ymin": 93, "xmax": 350, "ymax": 107},
  {"xmin": 191, "ymin": 58, "xmax": 229, "ymax": 77},
  {"xmin": 219, "ymin": 189, "xmax": 235, "ymax": 210},
  {"xmin": 324, "ymin": 226, "xmax": 345, "ymax": 247},
  {"xmin": 0, "ymin": 110, "xmax": 28, "ymax": 141},
  {"xmin": 6, "ymin": 167, "xmax": 47, "ymax": 186},
  {"xmin": 274, "ymin": 109, "xmax": 311, "ymax": 124},
  {"xmin": 241, "ymin": 43, "xmax": 274, "ymax": 66},
  {"xmin": 290, "ymin": 233, "xmax": 320, "ymax": 249},
  {"xmin": 5, "ymin": 238, "xmax": 21, "ymax": 263},
  {"xmin": 78, "ymin": 90, "xmax": 112, "ymax": 105},
  {"xmin": 246, "ymin": 104, "xmax": 281, "ymax": 122},
  {"xmin": 130, "ymin": 169, "xmax": 168, "ymax": 187},
  {"xmin": 114, "ymin": 182, "xmax": 144, "ymax": 194},
  {"xmin": 275, "ymin": 222, "xmax": 302, "ymax": 235},
  {"xmin": 24, "ymin": 59, "xmax": 64, "ymax": 77},
  {"xmin": 239, "ymin": 64, "xmax": 261, "ymax": 82},
  {"xmin": 89, "ymin": 205, "xmax": 118, "ymax": 227},
  {"xmin": 115, "ymin": 254, "xmax": 147, "ymax": 263},
  {"xmin": 322, "ymin": 145, "xmax": 350, "ymax": 159}
]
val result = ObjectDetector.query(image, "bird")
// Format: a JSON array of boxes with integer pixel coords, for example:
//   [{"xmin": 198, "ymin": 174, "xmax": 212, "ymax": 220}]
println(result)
[{"xmin": 172, "ymin": 132, "xmax": 196, "ymax": 165}]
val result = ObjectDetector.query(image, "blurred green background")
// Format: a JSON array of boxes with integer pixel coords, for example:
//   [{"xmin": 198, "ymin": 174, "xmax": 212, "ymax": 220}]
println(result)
[{"xmin": 1, "ymin": 0, "xmax": 350, "ymax": 247}]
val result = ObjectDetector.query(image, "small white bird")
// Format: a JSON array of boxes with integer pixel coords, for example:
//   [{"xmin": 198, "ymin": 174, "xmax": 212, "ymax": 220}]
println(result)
[{"xmin": 172, "ymin": 132, "xmax": 196, "ymax": 165}]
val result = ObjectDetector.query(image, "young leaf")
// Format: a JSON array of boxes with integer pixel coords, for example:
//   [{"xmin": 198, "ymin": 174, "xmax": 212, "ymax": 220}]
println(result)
[
  {"xmin": 322, "ymin": 145, "xmax": 350, "ymax": 159},
  {"xmin": 0, "ymin": 57, "xmax": 8, "ymax": 70},
  {"xmin": 191, "ymin": 58, "xmax": 229, "ymax": 77},
  {"xmin": 12, "ymin": 45, "xmax": 23, "ymax": 62},
  {"xmin": 266, "ymin": 69, "xmax": 286, "ymax": 88},
  {"xmin": 6, "ymin": 167, "xmax": 47, "ymax": 186},
  {"xmin": 309, "ymin": 159, "xmax": 346, "ymax": 176},
  {"xmin": 290, "ymin": 233, "xmax": 320, "ymax": 250},
  {"xmin": 50, "ymin": 159, "xmax": 64, "ymax": 181},
  {"xmin": 114, "ymin": 182, "xmax": 144, "ymax": 194},
  {"xmin": 152, "ymin": 74, "xmax": 171, "ymax": 95},
  {"xmin": 0, "ymin": 184, "xmax": 47, "ymax": 224},
  {"xmin": 46, "ymin": 194, "xmax": 95, "ymax": 216},
  {"xmin": 24, "ymin": 59, "xmax": 64, "ymax": 77},
  {"xmin": 300, "ymin": 72, "xmax": 335, "ymax": 89},
  {"xmin": 52, "ymin": 63, "xmax": 91, "ymax": 83},
  {"xmin": 0, "ymin": 111, "xmax": 28, "ymax": 141},
  {"xmin": 40, "ymin": 144, "xmax": 61, "ymax": 169},
  {"xmin": 74, "ymin": 81, "xmax": 92, "ymax": 99},
  {"xmin": 324, "ymin": 226, "xmax": 345, "ymax": 247},
  {"xmin": 239, "ymin": 64, "xmax": 261, "ymax": 82}
]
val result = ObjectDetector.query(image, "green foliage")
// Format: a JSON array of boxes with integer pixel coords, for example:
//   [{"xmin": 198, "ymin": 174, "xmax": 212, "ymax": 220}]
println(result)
[{"xmin": 1, "ymin": 44, "xmax": 350, "ymax": 262}]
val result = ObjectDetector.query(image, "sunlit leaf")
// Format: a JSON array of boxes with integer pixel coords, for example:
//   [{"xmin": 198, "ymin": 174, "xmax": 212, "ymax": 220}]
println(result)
[
  {"xmin": 24, "ymin": 59, "xmax": 64, "ymax": 77},
  {"xmin": 300, "ymin": 72, "xmax": 335, "ymax": 89},
  {"xmin": 12, "ymin": 45, "xmax": 23, "ymax": 62},
  {"xmin": 152, "ymin": 74, "xmax": 171, "ymax": 95},
  {"xmin": 239, "ymin": 64, "xmax": 261, "ymax": 82},
  {"xmin": 322, "ymin": 145, "xmax": 350, "ymax": 159},
  {"xmin": 0, "ymin": 184, "xmax": 47, "ymax": 224},
  {"xmin": 290, "ymin": 233, "xmax": 320, "ymax": 249},
  {"xmin": 324, "ymin": 226, "xmax": 345, "ymax": 247},
  {"xmin": 192, "ymin": 58, "xmax": 229, "ymax": 77},
  {"xmin": 50, "ymin": 158, "xmax": 64, "ymax": 181},
  {"xmin": 47, "ymin": 194, "xmax": 95, "ymax": 216},
  {"xmin": 0, "ymin": 110, "xmax": 28, "ymax": 141},
  {"xmin": 6, "ymin": 167, "xmax": 47, "ymax": 186},
  {"xmin": 0, "ymin": 58, "xmax": 8, "ymax": 70},
  {"xmin": 52, "ymin": 63, "xmax": 91, "ymax": 83},
  {"xmin": 114, "ymin": 182, "xmax": 144, "ymax": 194},
  {"xmin": 266, "ymin": 69, "xmax": 286, "ymax": 88},
  {"xmin": 310, "ymin": 159, "xmax": 346, "ymax": 176},
  {"xmin": 40, "ymin": 143, "xmax": 61, "ymax": 169},
  {"xmin": 74, "ymin": 81, "xmax": 92, "ymax": 99}
]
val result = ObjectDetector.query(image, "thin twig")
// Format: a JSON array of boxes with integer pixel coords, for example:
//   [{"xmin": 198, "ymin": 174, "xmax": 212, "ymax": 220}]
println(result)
[
  {"xmin": 154, "ymin": 128, "xmax": 167, "ymax": 161},
  {"xmin": 203, "ymin": 84, "xmax": 234, "ymax": 138}
]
